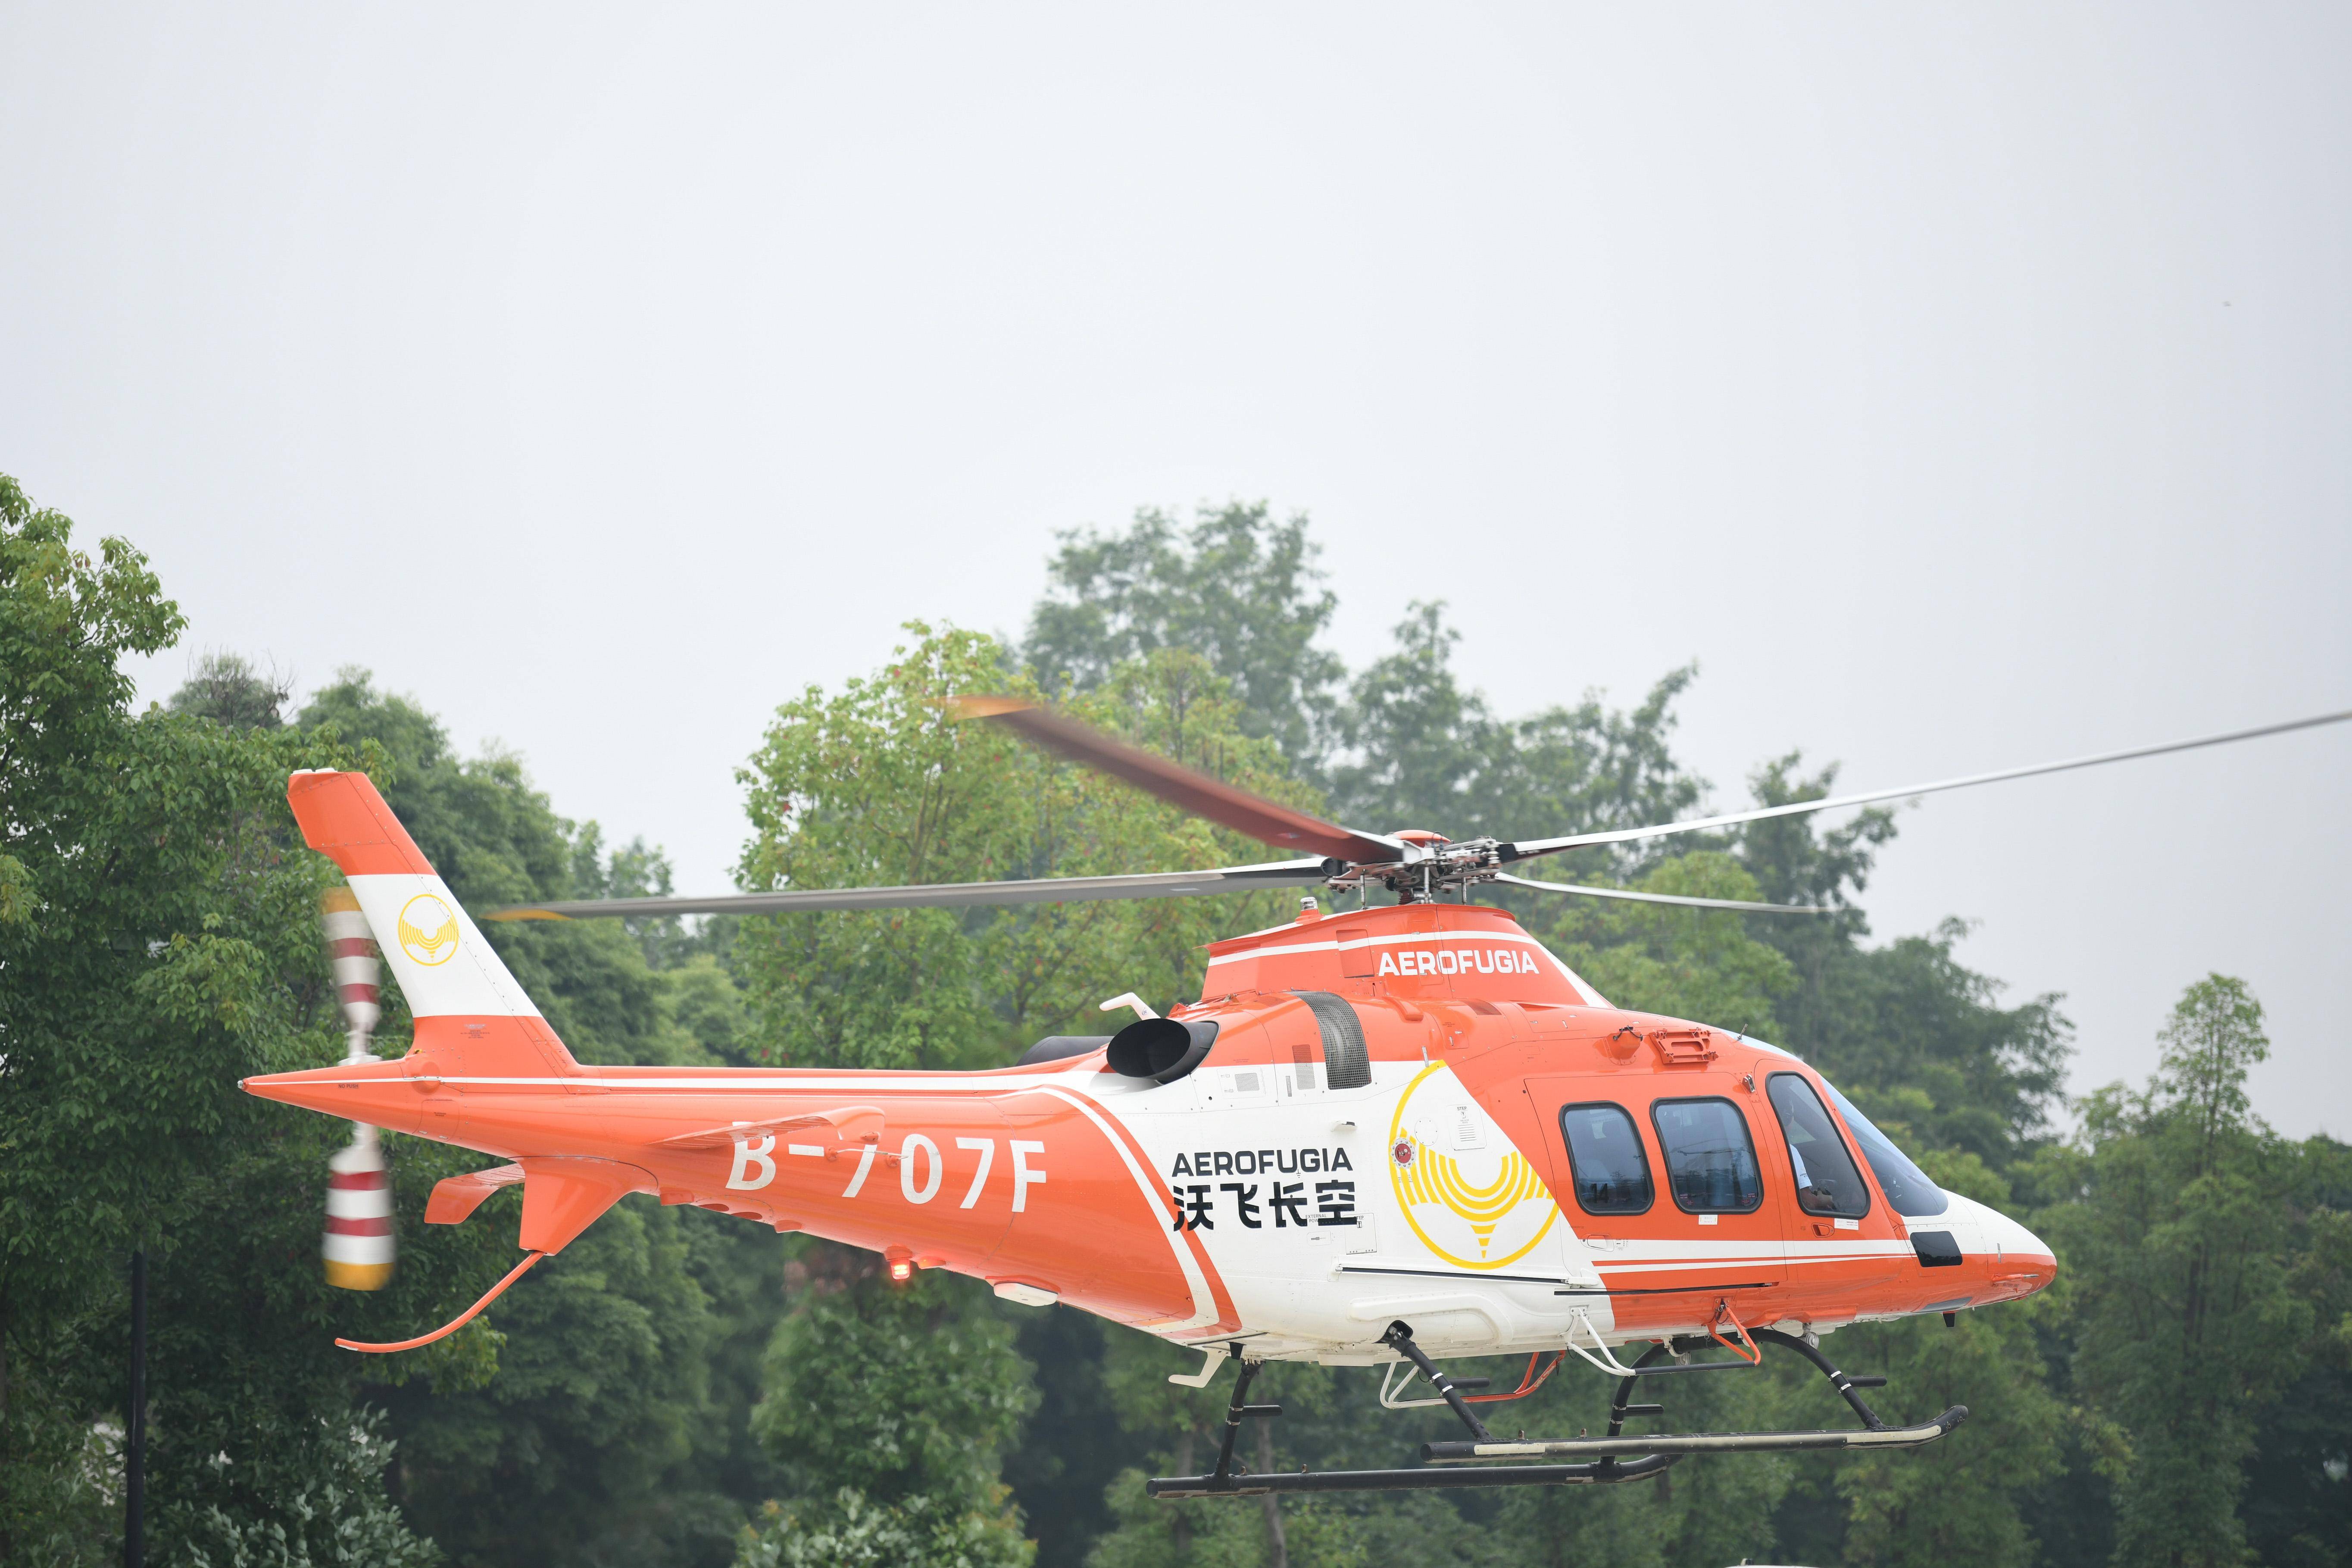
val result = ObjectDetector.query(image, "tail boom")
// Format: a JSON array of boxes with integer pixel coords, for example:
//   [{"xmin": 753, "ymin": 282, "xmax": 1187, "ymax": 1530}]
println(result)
[
  {"xmin": 262, "ymin": 769, "xmax": 1233, "ymax": 1336},
  {"xmin": 244, "ymin": 1056, "xmax": 1232, "ymax": 1333}
]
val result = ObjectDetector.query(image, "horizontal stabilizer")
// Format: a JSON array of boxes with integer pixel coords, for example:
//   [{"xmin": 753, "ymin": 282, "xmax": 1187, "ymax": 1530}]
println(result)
[
  {"xmin": 516, "ymin": 1157, "xmax": 657, "ymax": 1254},
  {"xmin": 422, "ymin": 1158, "xmax": 653, "ymax": 1254},
  {"xmin": 425, "ymin": 1164, "xmax": 526, "ymax": 1225}
]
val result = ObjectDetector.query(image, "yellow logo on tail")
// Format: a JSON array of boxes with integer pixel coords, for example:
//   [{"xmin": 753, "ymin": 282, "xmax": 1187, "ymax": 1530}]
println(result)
[{"xmin": 397, "ymin": 894, "xmax": 460, "ymax": 968}]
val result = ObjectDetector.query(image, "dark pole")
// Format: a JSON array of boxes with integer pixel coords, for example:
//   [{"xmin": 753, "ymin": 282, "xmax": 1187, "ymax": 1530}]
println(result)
[{"xmin": 125, "ymin": 1250, "xmax": 145, "ymax": 1568}]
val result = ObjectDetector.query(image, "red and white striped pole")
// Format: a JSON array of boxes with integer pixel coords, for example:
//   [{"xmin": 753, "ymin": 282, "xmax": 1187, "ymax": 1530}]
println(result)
[{"xmin": 321, "ymin": 886, "xmax": 394, "ymax": 1290}]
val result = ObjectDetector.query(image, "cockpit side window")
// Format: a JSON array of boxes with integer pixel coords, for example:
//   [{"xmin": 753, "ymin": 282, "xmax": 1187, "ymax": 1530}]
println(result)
[
  {"xmin": 1821, "ymin": 1080, "xmax": 1951, "ymax": 1218},
  {"xmin": 1766, "ymin": 1074, "xmax": 1871, "ymax": 1218}
]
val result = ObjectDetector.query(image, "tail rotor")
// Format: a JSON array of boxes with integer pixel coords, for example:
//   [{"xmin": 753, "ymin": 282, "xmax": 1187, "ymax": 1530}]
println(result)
[{"xmin": 321, "ymin": 887, "xmax": 394, "ymax": 1290}]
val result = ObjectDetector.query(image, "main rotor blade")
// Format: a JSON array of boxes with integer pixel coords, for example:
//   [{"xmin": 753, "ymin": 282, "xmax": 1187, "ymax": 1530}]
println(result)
[
  {"xmin": 953, "ymin": 696, "xmax": 1404, "ymax": 864},
  {"xmin": 1505, "ymin": 706, "xmax": 2352, "ymax": 863},
  {"xmin": 1493, "ymin": 871, "xmax": 1830, "ymax": 914},
  {"xmin": 482, "ymin": 859, "xmax": 1333, "ymax": 921}
]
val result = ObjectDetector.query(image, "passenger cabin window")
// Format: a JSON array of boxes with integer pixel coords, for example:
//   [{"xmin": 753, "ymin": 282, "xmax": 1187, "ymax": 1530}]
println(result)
[
  {"xmin": 1558, "ymin": 1103, "xmax": 1652, "ymax": 1214},
  {"xmin": 1766, "ymin": 1074, "xmax": 1871, "ymax": 1218},
  {"xmin": 1651, "ymin": 1098, "xmax": 1764, "ymax": 1214}
]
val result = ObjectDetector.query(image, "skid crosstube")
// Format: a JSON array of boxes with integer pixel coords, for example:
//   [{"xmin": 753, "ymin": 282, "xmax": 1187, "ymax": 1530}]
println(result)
[{"xmin": 1147, "ymin": 1321, "xmax": 1970, "ymax": 1502}]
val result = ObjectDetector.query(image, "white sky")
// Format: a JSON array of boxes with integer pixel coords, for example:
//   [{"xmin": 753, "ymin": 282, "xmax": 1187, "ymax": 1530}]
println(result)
[{"xmin": 4, "ymin": 5, "xmax": 2346, "ymax": 1137}]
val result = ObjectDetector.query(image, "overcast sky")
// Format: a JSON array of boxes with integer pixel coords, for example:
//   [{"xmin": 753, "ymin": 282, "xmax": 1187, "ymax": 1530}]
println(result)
[{"xmin": 5, "ymin": 4, "xmax": 2346, "ymax": 1135}]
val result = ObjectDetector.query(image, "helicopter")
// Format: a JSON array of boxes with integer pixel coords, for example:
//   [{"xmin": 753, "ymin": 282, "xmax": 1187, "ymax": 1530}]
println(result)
[{"xmin": 244, "ymin": 700, "xmax": 2350, "ymax": 1498}]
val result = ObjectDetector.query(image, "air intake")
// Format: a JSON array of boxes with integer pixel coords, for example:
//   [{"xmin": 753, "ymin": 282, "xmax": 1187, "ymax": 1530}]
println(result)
[{"xmin": 1107, "ymin": 1017, "xmax": 1219, "ymax": 1084}]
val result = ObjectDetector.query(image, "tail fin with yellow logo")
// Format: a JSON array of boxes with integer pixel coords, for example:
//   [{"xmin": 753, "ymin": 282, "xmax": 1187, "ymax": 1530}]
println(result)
[{"xmin": 285, "ymin": 770, "xmax": 582, "ymax": 1081}]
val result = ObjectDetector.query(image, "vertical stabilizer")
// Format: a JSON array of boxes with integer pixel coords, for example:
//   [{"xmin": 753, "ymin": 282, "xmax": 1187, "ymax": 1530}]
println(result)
[
  {"xmin": 288, "ymin": 770, "xmax": 540, "ymax": 1021},
  {"xmin": 287, "ymin": 770, "xmax": 580, "ymax": 1080}
]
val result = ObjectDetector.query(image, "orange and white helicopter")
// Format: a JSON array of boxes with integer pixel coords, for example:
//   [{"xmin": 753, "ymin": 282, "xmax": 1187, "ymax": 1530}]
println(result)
[{"xmin": 244, "ymin": 701, "xmax": 2349, "ymax": 1498}]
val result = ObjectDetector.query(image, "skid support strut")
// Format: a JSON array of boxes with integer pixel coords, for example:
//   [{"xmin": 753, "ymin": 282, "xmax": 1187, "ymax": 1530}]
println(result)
[
  {"xmin": 1205, "ymin": 1345, "xmax": 1283, "ymax": 1486},
  {"xmin": 1149, "ymin": 1323, "xmax": 1969, "ymax": 1500},
  {"xmin": 1379, "ymin": 1321, "xmax": 1492, "ymax": 1442},
  {"xmin": 1148, "ymin": 1322, "xmax": 1678, "ymax": 1500},
  {"xmin": 1423, "ymin": 1329, "xmax": 1966, "ymax": 1465}
]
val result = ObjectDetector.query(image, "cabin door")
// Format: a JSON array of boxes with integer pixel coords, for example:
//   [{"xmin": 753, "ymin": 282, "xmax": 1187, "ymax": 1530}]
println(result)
[{"xmin": 1525, "ymin": 1071, "xmax": 1788, "ymax": 1331}]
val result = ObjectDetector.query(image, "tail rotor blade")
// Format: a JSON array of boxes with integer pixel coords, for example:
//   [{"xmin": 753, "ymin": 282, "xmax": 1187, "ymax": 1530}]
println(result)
[
  {"xmin": 322, "ymin": 885, "xmax": 381, "ymax": 1057},
  {"xmin": 325, "ymin": 1130, "xmax": 395, "ymax": 1292},
  {"xmin": 321, "ymin": 886, "xmax": 394, "ymax": 1290}
]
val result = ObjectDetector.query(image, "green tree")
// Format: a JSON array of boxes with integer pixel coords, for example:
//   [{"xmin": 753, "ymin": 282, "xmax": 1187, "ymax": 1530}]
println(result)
[
  {"xmin": 735, "ymin": 1256, "xmax": 1037, "ymax": 1567},
  {"xmin": 1084, "ymin": 1336, "xmax": 1497, "ymax": 1568},
  {"xmin": 1083, "ymin": 1331, "xmax": 1267, "ymax": 1568},
  {"xmin": 166, "ymin": 1409, "xmax": 442, "ymax": 1568},
  {"xmin": 1021, "ymin": 503, "xmax": 1344, "ymax": 776},
  {"xmin": 2236, "ymin": 1132, "xmax": 2352, "ymax": 1567},
  {"xmin": 1327, "ymin": 602, "xmax": 1702, "ymax": 856},
  {"xmin": 0, "ymin": 472, "xmax": 191, "ymax": 1327},
  {"xmin": 166, "ymin": 650, "xmax": 293, "ymax": 732},
  {"xmin": 732, "ymin": 627, "xmax": 1043, "ymax": 1073},
  {"xmin": 1535, "ymin": 851, "xmax": 1798, "ymax": 1038},
  {"xmin": 734, "ymin": 627, "xmax": 1311, "ymax": 1073},
  {"xmin": 379, "ymin": 1197, "xmax": 742, "ymax": 1567},
  {"xmin": 2052, "ymin": 976, "xmax": 2311, "ymax": 1568},
  {"xmin": 0, "ymin": 475, "xmax": 458, "ymax": 1565},
  {"xmin": 298, "ymin": 672, "xmax": 777, "ymax": 1567}
]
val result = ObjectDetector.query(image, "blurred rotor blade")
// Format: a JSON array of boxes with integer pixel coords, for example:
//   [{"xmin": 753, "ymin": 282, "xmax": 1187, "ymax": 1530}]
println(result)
[
  {"xmin": 1493, "ymin": 871, "xmax": 1830, "ymax": 914},
  {"xmin": 952, "ymin": 696, "xmax": 1404, "ymax": 864},
  {"xmin": 1505, "ymin": 706, "xmax": 2352, "ymax": 863},
  {"xmin": 321, "ymin": 884, "xmax": 382, "ymax": 1058},
  {"xmin": 320, "ymin": 886, "xmax": 393, "ymax": 1291},
  {"xmin": 483, "ymin": 859, "xmax": 1334, "ymax": 921}
]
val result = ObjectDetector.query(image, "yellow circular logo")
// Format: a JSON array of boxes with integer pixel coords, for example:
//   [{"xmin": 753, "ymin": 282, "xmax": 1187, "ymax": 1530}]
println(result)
[
  {"xmin": 1387, "ymin": 1061, "xmax": 1558, "ymax": 1270},
  {"xmin": 397, "ymin": 894, "xmax": 461, "ymax": 968}
]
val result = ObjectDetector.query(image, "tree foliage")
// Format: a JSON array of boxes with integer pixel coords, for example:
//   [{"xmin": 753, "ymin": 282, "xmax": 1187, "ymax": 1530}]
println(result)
[
  {"xmin": 1327, "ymin": 602, "xmax": 1702, "ymax": 855},
  {"xmin": 1023, "ymin": 503, "xmax": 1343, "ymax": 775},
  {"xmin": 2049, "ymin": 978, "xmax": 2321, "ymax": 1568},
  {"xmin": 0, "ymin": 477, "xmax": 450, "ymax": 1566},
  {"xmin": 292, "ymin": 672, "xmax": 775, "ymax": 1568},
  {"xmin": 734, "ymin": 625, "xmax": 1310, "ymax": 1072}
]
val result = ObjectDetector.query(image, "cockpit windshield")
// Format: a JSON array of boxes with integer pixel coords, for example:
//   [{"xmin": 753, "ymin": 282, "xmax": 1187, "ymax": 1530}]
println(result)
[{"xmin": 1821, "ymin": 1081, "xmax": 1949, "ymax": 1217}]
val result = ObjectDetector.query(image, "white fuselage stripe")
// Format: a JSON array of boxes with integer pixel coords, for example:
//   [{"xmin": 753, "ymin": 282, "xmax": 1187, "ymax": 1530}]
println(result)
[
  {"xmin": 1594, "ymin": 1252, "xmax": 1915, "ymax": 1274},
  {"xmin": 1206, "ymin": 930, "xmax": 1555, "ymax": 967},
  {"xmin": 416, "ymin": 1072, "xmax": 1105, "ymax": 1093},
  {"xmin": 1031, "ymin": 1085, "xmax": 1221, "ymax": 1332}
]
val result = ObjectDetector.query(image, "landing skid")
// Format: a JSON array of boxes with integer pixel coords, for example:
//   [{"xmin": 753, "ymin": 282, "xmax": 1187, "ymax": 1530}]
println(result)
[{"xmin": 1147, "ymin": 1321, "xmax": 1968, "ymax": 1500}]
